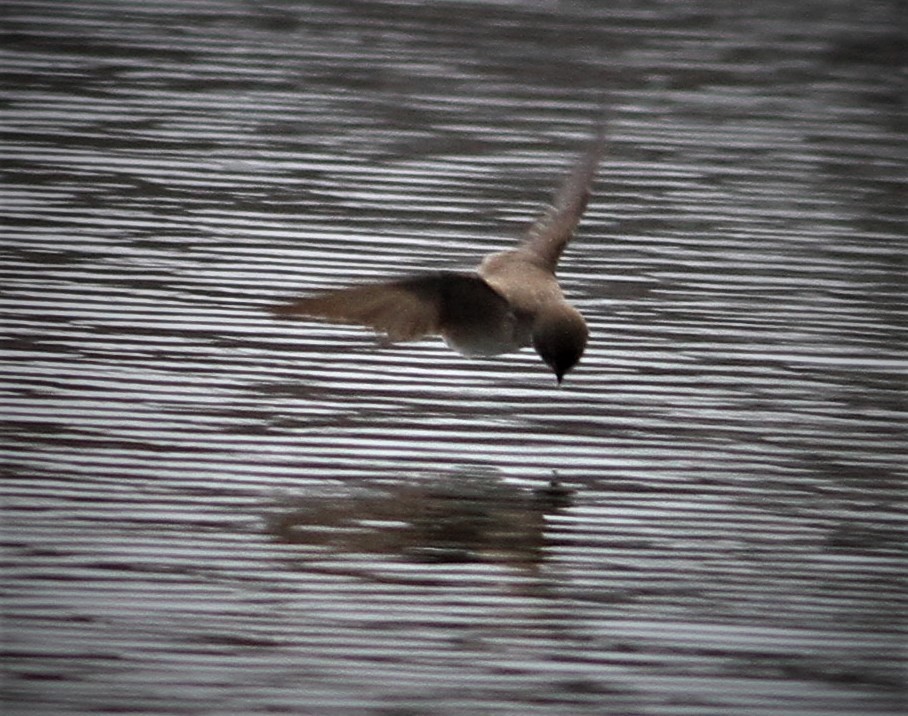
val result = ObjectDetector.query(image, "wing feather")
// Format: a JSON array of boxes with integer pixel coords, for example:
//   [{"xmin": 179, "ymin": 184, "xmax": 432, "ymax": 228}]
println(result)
[
  {"xmin": 518, "ymin": 127, "xmax": 606, "ymax": 271},
  {"xmin": 270, "ymin": 272, "xmax": 510, "ymax": 346}
]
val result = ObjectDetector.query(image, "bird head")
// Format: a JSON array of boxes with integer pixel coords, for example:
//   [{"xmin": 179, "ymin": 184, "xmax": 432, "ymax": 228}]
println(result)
[{"xmin": 532, "ymin": 304, "xmax": 588, "ymax": 384}]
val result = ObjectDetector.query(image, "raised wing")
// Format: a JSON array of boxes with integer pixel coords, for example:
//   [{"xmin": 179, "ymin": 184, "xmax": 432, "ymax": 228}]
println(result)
[{"xmin": 518, "ymin": 127, "xmax": 606, "ymax": 271}]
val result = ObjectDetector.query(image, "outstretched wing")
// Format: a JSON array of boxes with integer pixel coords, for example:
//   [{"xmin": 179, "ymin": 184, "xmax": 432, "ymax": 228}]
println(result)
[
  {"xmin": 517, "ymin": 127, "xmax": 606, "ymax": 271},
  {"xmin": 270, "ymin": 272, "xmax": 511, "ymax": 346}
]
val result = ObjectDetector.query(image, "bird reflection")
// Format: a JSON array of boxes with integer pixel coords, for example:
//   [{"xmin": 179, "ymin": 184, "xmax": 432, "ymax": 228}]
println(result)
[{"xmin": 267, "ymin": 469, "xmax": 574, "ymax": 570}]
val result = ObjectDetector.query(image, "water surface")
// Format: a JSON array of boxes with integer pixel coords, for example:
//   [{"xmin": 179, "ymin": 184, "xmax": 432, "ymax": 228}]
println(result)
[{"xmin": 2, "ymin": 1, "xmax": 905, "ymax": 714}]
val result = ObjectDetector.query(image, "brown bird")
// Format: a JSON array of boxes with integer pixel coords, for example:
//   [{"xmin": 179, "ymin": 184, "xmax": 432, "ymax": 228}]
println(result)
[{"xmin": 271, "ymin": 130, "xmax": 605, "ymax": 383}]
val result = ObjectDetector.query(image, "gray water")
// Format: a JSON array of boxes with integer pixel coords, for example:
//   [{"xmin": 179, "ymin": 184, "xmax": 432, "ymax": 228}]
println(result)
[{"xmin": 2, "ymin": 1, "xmax": 906, "ymax": 714}]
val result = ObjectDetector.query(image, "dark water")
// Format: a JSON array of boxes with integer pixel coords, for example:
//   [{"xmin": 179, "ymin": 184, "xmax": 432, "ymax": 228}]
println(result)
[{"xmin": 2, "ymin": 1, "xmax": 906, "ymax": 714}]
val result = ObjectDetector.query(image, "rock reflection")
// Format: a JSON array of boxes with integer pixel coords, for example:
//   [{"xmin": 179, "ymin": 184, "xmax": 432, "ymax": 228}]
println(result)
[{"xmin": 268, "ymin": 469, "xmax": 573, "ymax": 568}]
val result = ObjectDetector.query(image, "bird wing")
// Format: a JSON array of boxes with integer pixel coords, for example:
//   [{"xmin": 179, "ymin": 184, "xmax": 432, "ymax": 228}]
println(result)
[
  {"xmin": 270, "ymin": 272, "xmax": 511, "ymax": 345},
  {"xmin": 517, "ymin": 127, "xmax": 606, "ymax": 272}
]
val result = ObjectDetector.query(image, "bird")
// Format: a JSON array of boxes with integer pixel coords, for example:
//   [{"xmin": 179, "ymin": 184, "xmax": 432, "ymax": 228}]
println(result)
[{"xmin": 270, "ymin": 128, "xmax": 605, "ymax": 383}]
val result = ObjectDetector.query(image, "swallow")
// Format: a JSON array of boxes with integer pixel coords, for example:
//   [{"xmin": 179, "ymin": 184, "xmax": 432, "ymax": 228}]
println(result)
[{"xmin": 271, "ymin": 129, "xmax": 605, "ymax": 383}]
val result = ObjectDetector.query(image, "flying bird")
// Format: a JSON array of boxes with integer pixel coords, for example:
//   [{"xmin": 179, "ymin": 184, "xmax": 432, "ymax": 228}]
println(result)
[{"xmin": 271, "ymin": 130, "xmax": 605, "ymax": 383}]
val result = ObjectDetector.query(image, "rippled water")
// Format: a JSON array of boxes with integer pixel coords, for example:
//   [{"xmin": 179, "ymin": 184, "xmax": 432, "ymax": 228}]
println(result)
[{"xmin": 2, "ymin": 0, "xmax": 905, "ymax": 714}]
